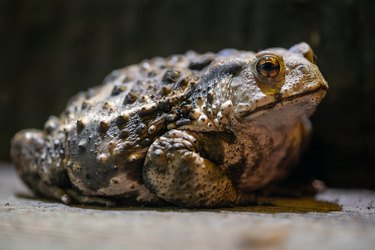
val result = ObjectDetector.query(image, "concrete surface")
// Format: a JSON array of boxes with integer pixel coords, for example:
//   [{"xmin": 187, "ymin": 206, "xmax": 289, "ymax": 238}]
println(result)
[{"xmin": 0, "ymin": 163, "xmax": 374, "ymax": 250}]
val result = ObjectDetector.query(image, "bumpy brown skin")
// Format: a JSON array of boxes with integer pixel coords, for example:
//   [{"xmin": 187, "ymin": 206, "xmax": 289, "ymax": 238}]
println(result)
[{"xmin": 11, "ymin": 43, "xmax": 328, "ymax": 207}]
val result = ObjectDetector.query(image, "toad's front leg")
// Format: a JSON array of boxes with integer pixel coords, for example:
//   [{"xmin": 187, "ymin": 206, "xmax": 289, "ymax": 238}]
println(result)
[{"xmin": 143, "ymin": 129, "xmax": 251, "ymax": 207}]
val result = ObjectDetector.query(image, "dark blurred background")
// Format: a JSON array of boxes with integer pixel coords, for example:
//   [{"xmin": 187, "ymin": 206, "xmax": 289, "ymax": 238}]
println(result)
[{"xmin": 0, "ymin": 0, "xmax": 374, "ymax": 188}]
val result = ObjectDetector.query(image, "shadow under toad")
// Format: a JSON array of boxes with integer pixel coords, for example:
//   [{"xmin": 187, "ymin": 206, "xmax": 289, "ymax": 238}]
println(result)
[{"xmin": 16, "ymin": 192, "xmax": 341, "ymax": 213}]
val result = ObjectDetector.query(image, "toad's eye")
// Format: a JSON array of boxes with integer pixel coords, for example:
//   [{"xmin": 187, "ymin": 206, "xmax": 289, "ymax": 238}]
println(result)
[
  {"xmin": 252, "ymin": 53, "xmax": 285, "ymax": 95},
  {"xmin": 256, "ymin": 56, "xmax": 280, "ymax": 78}
]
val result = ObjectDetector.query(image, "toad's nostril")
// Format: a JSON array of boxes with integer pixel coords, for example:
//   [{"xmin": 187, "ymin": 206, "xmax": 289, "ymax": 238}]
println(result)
[
  {"xmin": 289, "ymin": 42, "xmax": 316, "ymax": 64},
  {"xmin": 296, "ymin": 65, "xmax": 310, "ymax": 74}
]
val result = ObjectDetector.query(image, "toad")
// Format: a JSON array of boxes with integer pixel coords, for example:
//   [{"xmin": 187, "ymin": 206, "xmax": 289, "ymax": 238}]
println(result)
[{"xmin": 11, "ymin": 42, "xmax": 328, "ymax": 207}]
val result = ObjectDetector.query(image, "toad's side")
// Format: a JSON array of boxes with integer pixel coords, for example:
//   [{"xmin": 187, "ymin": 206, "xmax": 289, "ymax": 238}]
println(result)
[{"xmin": 11, "ymin": 43, "xmax": 328, "ymax": 207}]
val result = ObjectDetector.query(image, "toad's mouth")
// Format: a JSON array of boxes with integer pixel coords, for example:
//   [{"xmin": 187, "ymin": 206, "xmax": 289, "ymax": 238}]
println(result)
[{"xmin": 239, "ymin": 85, "xmax": 328, "ymax": 118}]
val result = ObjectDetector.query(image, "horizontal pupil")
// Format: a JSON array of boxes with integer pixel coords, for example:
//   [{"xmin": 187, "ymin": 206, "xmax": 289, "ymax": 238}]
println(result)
[{"xmin": 261, "ymin": 62, "xmax": 277, "ymax": 71}]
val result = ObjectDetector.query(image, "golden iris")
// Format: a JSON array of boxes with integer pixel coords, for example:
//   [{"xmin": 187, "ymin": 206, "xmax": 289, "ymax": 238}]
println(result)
[{"xmin": 256, "ymin": 56, "xmax": 280, "ymax": 78}]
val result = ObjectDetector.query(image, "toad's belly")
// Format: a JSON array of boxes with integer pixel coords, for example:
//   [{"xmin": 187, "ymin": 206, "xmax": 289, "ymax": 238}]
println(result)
[{"xmin": 225, "ymin": 118, "xmax": 310, "ymax": 192}]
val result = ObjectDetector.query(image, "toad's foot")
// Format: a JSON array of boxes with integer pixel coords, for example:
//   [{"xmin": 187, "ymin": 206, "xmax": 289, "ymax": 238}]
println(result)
[{"xmin": 143, "ymin": 129, "xmax": 254, "ymax": 207}]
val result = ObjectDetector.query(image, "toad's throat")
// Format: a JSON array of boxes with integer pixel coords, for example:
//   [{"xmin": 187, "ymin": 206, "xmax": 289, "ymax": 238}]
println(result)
[{"xmin": 239, "ymin": 85, "xmax": 328, "ymax": 118}]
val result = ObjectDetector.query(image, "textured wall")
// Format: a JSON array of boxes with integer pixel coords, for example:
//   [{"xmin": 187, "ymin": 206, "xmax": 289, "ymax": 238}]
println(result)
[{"xmin": 1, "ymin": 0, "xmax": 374, "ymax": 187}]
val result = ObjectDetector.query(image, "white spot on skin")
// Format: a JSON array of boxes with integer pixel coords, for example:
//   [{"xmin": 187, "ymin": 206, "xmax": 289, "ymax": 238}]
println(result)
[
  {"xmin": 128, "ymin": 154, "xmax": 139, "ymax": 162},
  {"xmin": 141, "ymin": 95, "xmax": 151, "ymax": 103},
  {"xmin": 76, "ymin": 118, "xmax": 87, "ymax": 128},
  {"xmin": 190, "ymin": 109, "xmax": 201, "ymax": 120},
  {"xmin": 217, "ymin": 111, "xmax": 223, "ymax": 120},
  {"xmin": 213, "ymin": 118, "xmax": 220, "ymax": 127},
  {"xmin": 154, "ymin": 149, "xmax": 164, "ymax": 156},
  {"xmin": 102, "ymin": 102, "xmax": 114, "ymax": 110},
  {"xmin": 148, "ymin": 125, "xmax": 156, "ymax": 134},
  {"xmin": 143, "ymin": 103, "xmax": 157, "ymax": 111},
  {"xmin": 142, "ymin": 62, "xmax": 151, "ymax": 70},
  {"xmin": 97, "ymin": 153, "xmax": 109, "ymax": 163},
  {"xmin": 99, "ymin": 120, "xmax": 109, "ymax": 132},
  {"xmin": 198, "ymin": 114, "xmax": 208, "ymax": 125},
  {"xmin": 117, "ymin": 111, "xmax": 131, "ymax": 124},
  {"xmin": 221, "ymin": 100, "xmax": 233, "ymax": 115}
]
